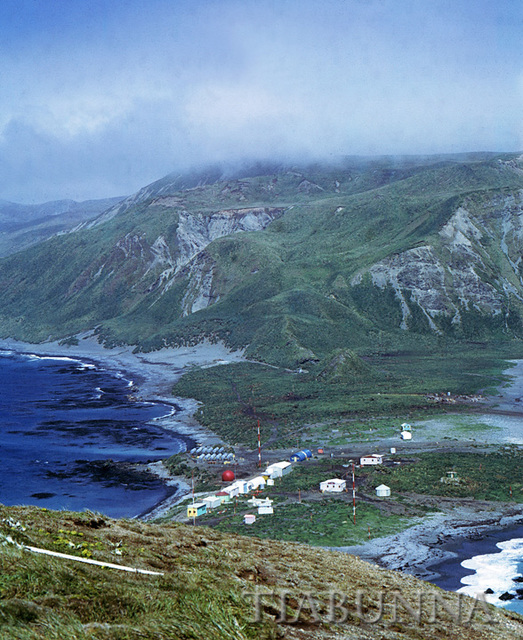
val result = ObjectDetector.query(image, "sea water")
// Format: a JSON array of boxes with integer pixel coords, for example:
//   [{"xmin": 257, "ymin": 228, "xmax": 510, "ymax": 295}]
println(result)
[
  {"xmin": 429, "ymin": 525, "xmax": 523, "ymax": 615},
  {"xmin": 0, "ymin": 350, "xmax": 188, "ymax": 518},
  {"xmin": 458, "ymin": 534, "xmax": 523, "ymax": 615}
]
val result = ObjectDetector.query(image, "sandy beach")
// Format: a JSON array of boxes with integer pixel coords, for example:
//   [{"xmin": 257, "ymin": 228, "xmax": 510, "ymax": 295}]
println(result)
[{"xmin": 0, "ymin": 332, "xmax": 245, "ymax": 440}]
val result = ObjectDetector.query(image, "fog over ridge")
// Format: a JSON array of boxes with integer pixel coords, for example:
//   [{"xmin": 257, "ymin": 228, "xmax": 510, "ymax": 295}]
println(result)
[{"xmin": 0, "ymin": 0, "xmax": 521, "ymax": 204}]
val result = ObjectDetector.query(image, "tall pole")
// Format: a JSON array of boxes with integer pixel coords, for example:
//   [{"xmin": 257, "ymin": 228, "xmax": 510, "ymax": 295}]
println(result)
[
  {"xmin": 192, "ymin": 469, "xmax": 195, "ymax": 525},
  {"xmin": 352, "ymin": 463, "xmax": 356, "ymax": 525},
  {"xmin": 257, "ymin": 419, "xmax": 262, "ymax": 468}
]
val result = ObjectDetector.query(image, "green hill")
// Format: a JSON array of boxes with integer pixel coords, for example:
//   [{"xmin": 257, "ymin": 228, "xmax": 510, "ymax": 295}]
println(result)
[{"xmin": 1, "ymin": 154, "xmax": 523, "ymax": 368}]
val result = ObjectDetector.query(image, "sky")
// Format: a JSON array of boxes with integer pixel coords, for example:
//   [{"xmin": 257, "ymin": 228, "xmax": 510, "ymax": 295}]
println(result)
[{"xmin": 0, "ymin": 0, "xmax": 522, "ymax": 203}]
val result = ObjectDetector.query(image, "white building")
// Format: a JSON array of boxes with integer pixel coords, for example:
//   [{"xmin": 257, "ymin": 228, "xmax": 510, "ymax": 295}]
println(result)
[
  {"xmin": 258, "ymin": 504, "xmax": 274, "ymax": 515},
  {"xmin": 244, "ymin": 514, "xmax": 256, "ymax": 525},
  {"xmin": 248, "ymin": 497, "xmax": 273, "ymax": 507},
  {"xmin": 360, "ymin": 454, "xmax": 384, "ymax": 466},
  {"xmin": 401, "ymin": 430, "xmax": 412, "ymax": 440},
  {"xmin": 263, "ymin": 466, "xmax": 280, "ymax": 480},
  {"xmin": 202, "ymin": 495, "xmax": 222, "ymax": 509},
  {"xmin": 265, "ymin": 461, "xmax": 292, "ymax": 478},
  {"xmin": 319, "ymin": 478, "xmax": 346, "ymax": 493},
  {"xmin": 225, "ymin": 480, "xmax": 248, "ymax": 495},
  {"xmin": 246, "ymin": 476, "xmax": 266, "ymax": 492},
  {"xmin": 375, "ymin": 484, "xmax": 391, "ymax": 497},
  {"xmin": 223, "ymin": 484, "xmax": 240, "ymax": 498}
]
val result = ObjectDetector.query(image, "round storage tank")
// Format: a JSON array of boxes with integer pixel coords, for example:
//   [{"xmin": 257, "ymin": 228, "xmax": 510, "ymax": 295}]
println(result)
[{"xmin": 222, "ymin": 469, "xmax": 235, "ymax": 482}]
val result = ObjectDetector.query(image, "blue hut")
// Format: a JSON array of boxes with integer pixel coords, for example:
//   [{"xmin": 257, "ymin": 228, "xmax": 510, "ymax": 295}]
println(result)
[{"xmin": 290, "ymin": 451, "xmax": 307, "ymax": 462}]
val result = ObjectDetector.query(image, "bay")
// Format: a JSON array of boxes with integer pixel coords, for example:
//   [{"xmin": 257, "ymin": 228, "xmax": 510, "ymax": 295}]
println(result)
[{"xmin": 0, "ymin": 350, "xmax": 189, "ymax": 518}]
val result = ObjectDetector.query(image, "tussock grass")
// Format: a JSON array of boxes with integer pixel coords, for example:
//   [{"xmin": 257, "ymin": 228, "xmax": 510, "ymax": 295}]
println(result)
[{"xmin": 0, "ymin": 505, "xmax": 519, "ymax": 639}]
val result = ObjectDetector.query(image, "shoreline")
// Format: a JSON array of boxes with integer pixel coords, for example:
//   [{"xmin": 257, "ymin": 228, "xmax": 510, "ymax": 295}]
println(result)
[
  {"xmin": 332, "ymin": 358, "xmax": 523, "ymax": 592},
  {"xmin": 0, "ymin": 333, "xmax": 245, "ymax": 517},
  {"xmin": 331, "ymin": 501, "xmax": 523, "ymax": 582},
  {"xmin": 2, "ymin": 336, "xmax": 523, "ymax": 581}
]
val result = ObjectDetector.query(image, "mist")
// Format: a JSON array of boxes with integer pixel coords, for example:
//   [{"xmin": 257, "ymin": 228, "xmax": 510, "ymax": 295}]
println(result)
[{"xmin": 0, "ymin": 0, "xmax": 521, "ymax": 203}]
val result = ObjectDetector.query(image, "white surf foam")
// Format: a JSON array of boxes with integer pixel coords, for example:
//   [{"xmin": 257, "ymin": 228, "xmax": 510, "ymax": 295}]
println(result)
[{"xmin": 458, "ymin": 538, "xmax": 523, "ymax": 605}]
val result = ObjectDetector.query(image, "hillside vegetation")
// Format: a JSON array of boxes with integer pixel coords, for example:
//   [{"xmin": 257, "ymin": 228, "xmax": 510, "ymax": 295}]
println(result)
[
  {"xmin": 0, "ymin": 505, "xmax": 520, "ymax": 639},
  {"xmin": 1, "ymin": 154, "xmax": 523, "ymax": 370}
]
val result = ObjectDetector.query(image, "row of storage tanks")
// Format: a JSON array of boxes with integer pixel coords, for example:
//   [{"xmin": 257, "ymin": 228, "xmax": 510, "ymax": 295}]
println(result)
[{"xmin": 189, "ymin": 445, "xmax": 235, "ymax": 462}]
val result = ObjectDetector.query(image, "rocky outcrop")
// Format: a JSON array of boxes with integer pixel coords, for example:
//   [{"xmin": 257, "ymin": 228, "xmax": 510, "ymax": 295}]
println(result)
[
  {"xmin": 70, "ymin": 205, "xmax": 285, "ymax": 316},
  {"xmin": 355, "ymin": 246, "xmax": 455, "ymax": 330},
  {"xmin": 149, "ymin": 207, "xmax": 285, "ymax": 306},
  {"xmin": 351, "ymin": 198, "xmax": 523, "ymax": 331}
]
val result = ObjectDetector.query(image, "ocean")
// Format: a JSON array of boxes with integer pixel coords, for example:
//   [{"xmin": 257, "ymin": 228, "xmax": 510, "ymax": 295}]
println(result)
[
  {"xmin": 0, "ymin": 350, "xmax": 189, "ymax": 518},
  {"xmin": 428, "ymin": 525, "xmax": 523, "ymax": 615}
]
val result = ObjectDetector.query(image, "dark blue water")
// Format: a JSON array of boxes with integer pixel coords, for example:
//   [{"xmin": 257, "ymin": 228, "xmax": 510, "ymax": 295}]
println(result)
[
  {"xmin": 428, "ymin": 524, "xmax": 523, "ymax": 614},
  {"xmin": 0, "ymin": 350, "xmax": 188, "ymax": 518}
]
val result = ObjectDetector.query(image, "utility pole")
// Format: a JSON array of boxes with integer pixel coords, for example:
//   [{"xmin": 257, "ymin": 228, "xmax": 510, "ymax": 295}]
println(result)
[
  {"xmin": 257, "ymin": 419, "xmax": 262, "ymax": 468},
  {"xmin": 352, "ymin": 463, "xmax": 356, "ymax": 525},
  {"xmin": 192, "ymin": 469, "xmax": 195, "ymax": 526}
]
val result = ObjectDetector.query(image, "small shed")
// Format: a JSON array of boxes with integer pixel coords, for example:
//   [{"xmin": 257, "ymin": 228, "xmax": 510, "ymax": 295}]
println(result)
[
  {"xmin": 320, "ymin": 478, "xmax": 346, "ymax": 493},
  {"xmin": 440, "ymin": 471, "xmax": 460, "ymax": 484},
  {"xmin": 375, "ymin": 484, "xmax": 391, "ymax": 498},
  {"xmin": 244, "ymin": 514, "xmax": 256, "ymax": 525},
  {"xmin": 360, "ymin": 454, "xmax": 384, "ymax": 466},
  {"xmin": 258, "ymin": 504, "xmax": 274, "ymax": 515},
  {"xmin": 187, "ymin": 502, "xmax": 207, "ymax": 518},
  {"xmin": 401, "ymin": 430, "xmax": 412, "ymax": 440},
  {"xmin": 216, "ymin": 491, "xmax": 231, "ymax": 503},
  {"xmin": 202, "ymin": 495, "xmax": 222, "ymax": 510}
]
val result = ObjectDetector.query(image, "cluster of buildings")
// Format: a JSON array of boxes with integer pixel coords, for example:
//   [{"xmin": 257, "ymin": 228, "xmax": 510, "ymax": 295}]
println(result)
[
  {"xmin": 187, "ymin": 444, "xmax": 399, "ymax": 521},
  {"xmin": 319, "ymin": 451, "xmax": 394, "ymax": 498},
  {"xmin": 187, "ymin": 459, "xmax": 293, "ymax": 520},
  {"xmin": 189, "ymin": 445, "xmax": 235, "ymax": 463}
]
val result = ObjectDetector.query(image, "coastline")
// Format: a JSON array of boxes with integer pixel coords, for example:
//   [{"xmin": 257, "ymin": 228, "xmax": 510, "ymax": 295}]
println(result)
[
  {"xmin": 0, "ymin": 333, "xmax": 245, "ymax": 516},
  {"xmin": 2, "ymin": 336, "xmax": 523, "ymax": 583},
  {"xmin": 332, "ymin": 358, "xmax": 523, "ymax": 594},
  {"xmin": 330, "ymin": 500, "xmax": 523, "ymax": 582}
]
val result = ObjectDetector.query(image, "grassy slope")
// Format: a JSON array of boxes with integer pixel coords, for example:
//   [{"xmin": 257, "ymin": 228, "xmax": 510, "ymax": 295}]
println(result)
[
  {"xmin": 0, "ymin": 505, "xmax": 519, "ymax": 639},
  {"xmin": 172, "ymin": 343, "xmax": 522, "ymax": 447}
]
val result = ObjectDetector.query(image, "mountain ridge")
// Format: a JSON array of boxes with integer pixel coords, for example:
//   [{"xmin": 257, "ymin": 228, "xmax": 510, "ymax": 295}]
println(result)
[
  {"xmin": 1, "ymin": 153, "xmax": 523, "ymax": 367},
  {"xmin": 0, "ymin": 196, "xmax": 125, "ymax": 257}
]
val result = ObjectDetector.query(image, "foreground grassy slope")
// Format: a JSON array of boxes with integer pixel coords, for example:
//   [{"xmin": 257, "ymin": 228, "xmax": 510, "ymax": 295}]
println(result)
[{"xmin": 0, "ymin": 505, "xmax": 519, "ymax": 639}]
